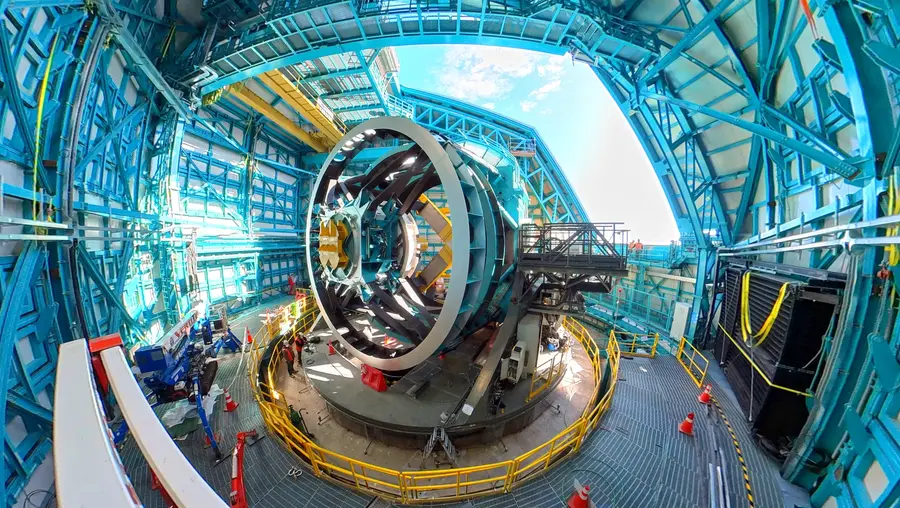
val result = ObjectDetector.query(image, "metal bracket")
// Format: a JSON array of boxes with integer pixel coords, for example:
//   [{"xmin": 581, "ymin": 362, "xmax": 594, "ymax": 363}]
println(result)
[{"xmin": 869, "ymin": 333, "xmax": 900, "ymax": 390}]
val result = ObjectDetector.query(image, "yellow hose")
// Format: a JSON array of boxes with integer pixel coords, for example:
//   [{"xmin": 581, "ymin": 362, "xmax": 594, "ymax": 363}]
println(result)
[
  {"xmin": 740, "ymin": 271, "xmax": 790, "ymax": 347},
  {"xmin": 888, "ymin": 176, "xmax": 900, "ymax": 266},
  {"xmin": 32, "ymin": 33, "xmax": 60, "ymax": 219}
]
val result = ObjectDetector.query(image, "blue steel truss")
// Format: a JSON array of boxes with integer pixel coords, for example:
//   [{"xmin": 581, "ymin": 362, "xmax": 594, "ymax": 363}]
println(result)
[{"xmin": 400, "ymin": 87, "xmax": 589, "ymax": 225}]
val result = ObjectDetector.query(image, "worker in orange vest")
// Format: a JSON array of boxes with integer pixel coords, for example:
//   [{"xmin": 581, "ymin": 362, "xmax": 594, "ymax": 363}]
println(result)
[{"xmin": 287, "ymin": 274, "xmax": 295, "ymax": 295}]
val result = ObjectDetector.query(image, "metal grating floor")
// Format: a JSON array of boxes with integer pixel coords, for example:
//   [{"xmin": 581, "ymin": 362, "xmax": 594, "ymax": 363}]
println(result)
[{"xmin": 122, "ymin": 314, "xmax": 787, "ymax": 507}]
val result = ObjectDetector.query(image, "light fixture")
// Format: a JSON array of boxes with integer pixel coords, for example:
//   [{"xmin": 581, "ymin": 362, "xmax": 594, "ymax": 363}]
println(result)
[
  {"xmin": 402, "ymin": 157, "xmax": 416, "ymax": 166},
  {"xmin": 344, "ymin": 140, "xmax": 354, "ymax": 147},
  {"xmin": 364, "ymin": 129, "xmax": 376, "ymax": 135}
]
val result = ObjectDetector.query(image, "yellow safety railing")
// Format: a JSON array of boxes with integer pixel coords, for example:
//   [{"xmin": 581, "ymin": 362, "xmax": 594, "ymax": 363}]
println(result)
[
  {"xmin": 613, "ymin": 331, "xmax": 660, "ymax": 358},
  {"xmin": 246, "ymin": 301, "xmax": 621, "ymax": 504},
  {"xmin": 526, "ymin": 352, "xmax": 565, "ymax": 402},
  {"xmin": 675, "ymin": 336, "xmax": 709, "ymax": 388}
]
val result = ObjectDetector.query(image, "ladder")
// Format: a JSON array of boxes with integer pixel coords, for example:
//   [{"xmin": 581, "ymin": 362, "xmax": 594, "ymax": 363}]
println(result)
[{"xmin": 421, "ymin": 427, "xmax": 457, "ymax": 467}]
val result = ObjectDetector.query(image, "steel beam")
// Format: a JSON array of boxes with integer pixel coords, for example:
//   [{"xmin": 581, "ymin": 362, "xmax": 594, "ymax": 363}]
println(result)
[
  {"xmin": 226, "ymin": 84, "xmax": 328, "ymax": 152},
  {"xmin": 94, "ymin": 0, "xmax": 190, "ymax": 118},
  {"xmin": 645, "ymin": 93, "xmax": 862, "ymax": 178},
  {"xmin": 257, "ymin": 71, "xmax": 345, "ymax": 147}
]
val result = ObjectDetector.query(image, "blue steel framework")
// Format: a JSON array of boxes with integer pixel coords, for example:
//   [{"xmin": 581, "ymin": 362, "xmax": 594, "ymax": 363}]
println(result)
[
  {"xmin": 0, "ymin": 2, "xmax": 309, "ymax": 502},
  {"xmin": 177, "ymin": 0, "xmax": 886, "ymax": 347},
  {"xmin": 0, "ymin": 0, "xmax": 897, "ymax": 507}
]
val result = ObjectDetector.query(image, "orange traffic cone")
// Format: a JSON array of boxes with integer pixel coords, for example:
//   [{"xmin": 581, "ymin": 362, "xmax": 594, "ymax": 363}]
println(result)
[
  {"xmin": 328, "ymin": 341, "xmax": 336, "ymax": 355},
  {"xmin": 567, "ymin": 482, "xmax": 591, "ymax": 508},
  {"xmin": 245, "ymin": 327, "xmax": 253, "ymax": 345},
  {"xmin": 698, "ymin": 384, "xmax": 712, "ymax": 405},
  {"xmin": 223, "ymin": 389, "xmax": 239, "ymax": 412},
  {"xmin": 679, "ymin": 412, "xmax": 695, "ymax": 436}
]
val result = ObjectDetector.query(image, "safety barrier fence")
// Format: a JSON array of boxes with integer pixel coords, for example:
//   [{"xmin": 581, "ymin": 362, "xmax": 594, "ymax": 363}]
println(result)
[
  {"xmin": 675, "ymin": 336, "xmax": 709, "ymax": 387},
  {"xmin": 615, "ymin": 331, "xmax": 660, "ymax": 358},
  {"xmin": 246, "ymin": 303, "xmax": 621, "ymax": 503},
  {"xmin": 586, "ymin": 288, "xmax": 677, "ymax": 333},
  {"xmin": 526, "ymin": 351, "xmax": 566, "ymax": 402}
]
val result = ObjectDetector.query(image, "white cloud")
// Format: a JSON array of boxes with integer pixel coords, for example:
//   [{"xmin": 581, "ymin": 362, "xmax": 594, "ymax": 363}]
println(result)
[
  {"xmin": 537, "ymin": 54, "xmax": 568, "ymax": 78},
  {"xmin": 482, "ymin": 102, "xmax": 496, "ymax": 110},
  {"xmin": 529, "ymin": 79, "xmax": 561, "ymax": 100},
  {"xmin": 520, "ymin": 101, "xmax": 537, "ymax": 113},
  {"xmin": 433, "ymin": 46, "xmax": 543, "ymax": 101}
]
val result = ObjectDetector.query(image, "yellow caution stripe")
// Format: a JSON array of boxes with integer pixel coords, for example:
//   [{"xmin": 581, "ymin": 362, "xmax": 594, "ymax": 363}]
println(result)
[{"xmin": 712, "ymin": 395, "xmax": 755, "ymax": 508}]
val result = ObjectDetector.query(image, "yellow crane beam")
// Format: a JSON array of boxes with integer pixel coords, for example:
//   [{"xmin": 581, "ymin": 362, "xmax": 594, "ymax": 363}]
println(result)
[
  {"xmin": 225, "ymin": 83, "xmax": 328, "ymax": 153},
  {"xmin": 258, "ymin": 71, "xmax": 346, "ymax": 148}
]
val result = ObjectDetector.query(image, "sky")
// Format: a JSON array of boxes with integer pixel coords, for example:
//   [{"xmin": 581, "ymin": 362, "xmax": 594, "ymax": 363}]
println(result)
[{"xmin": 393, "ymin": 45, "xmax": 680, "ymax": 245}]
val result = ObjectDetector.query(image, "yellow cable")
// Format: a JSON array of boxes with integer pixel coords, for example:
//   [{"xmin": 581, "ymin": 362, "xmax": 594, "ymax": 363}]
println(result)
[
  {"xmin": 740, "ymin": 272, "xmax": 790, "ymax": 347},
  {"xmin": 889, "ymin": 177, "xmax": 898, "ymax": 265},
  {"xmin": 720, "ymin": 323, "xmax": 813, "ymax": 397},
  {"xmin": 32, "ymin": 33, "xmax": 60, "ymax": 219},
  {"xmin": 160, "ymin": 23, "xmax": 176, "ymax": 60}
]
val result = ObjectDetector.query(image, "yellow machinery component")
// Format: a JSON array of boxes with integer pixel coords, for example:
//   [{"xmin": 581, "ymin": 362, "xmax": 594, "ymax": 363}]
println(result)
[
  {"xmin": 226, "ymin": 83, "xmax": 328, "ymax": 153},
  {"xmin": 258, "ymin": 71, "xmax": 346, "ymax": 148},
  {"xmin": 318, "ymin": 219, "xmax": 349, "ymax": 270},
  {"xmin": 415, "ymin": 195, "xmax": 453, "ymax": 291}
]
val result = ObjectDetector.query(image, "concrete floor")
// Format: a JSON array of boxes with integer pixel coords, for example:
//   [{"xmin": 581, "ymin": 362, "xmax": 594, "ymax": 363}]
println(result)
[{"xmin": 276, "ymin": 334, "xmax": 595, "ymax": 471}]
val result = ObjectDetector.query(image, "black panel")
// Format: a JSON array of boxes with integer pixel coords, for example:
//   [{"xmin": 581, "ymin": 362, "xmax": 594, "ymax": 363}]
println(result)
[{"xmin": 714, "ymin": 262, "xmax": 842, "ymax": 461}]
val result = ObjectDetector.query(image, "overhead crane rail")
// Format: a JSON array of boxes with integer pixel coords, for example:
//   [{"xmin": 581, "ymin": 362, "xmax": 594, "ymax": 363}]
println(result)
[
  {"xmin": 257, "ymin": 70, "xmax": 346, "ymax": 147},
  {"xmin": 225, "ymin": 82, "xmax": 330, "ymax": 152}
]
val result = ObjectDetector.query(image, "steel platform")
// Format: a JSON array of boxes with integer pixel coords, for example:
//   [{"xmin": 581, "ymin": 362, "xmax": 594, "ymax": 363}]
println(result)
[{"xmin": 122, "ymin": 310, "xmax": 790, "ymax": 507}]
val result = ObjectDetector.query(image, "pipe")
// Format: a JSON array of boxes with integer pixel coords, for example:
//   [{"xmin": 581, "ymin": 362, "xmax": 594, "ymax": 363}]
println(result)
[
  {"xmin": 724, "ymin": 213, "xmax": 900, "ymax": 252},
  {"xmin": 65, "ymin": 24, "xmax": 108, "ymax": 219},
  {"xmin": 720, "ymin": 235, "xmax": 900, "ymax": 257},
  {"xmin": 69, "ymin": 239, "xmax": 90, "ymax": 340},
  {"xmin": 701, "ymin": 255, "xmax": 721, "ymax": 349},
  {"xmin": 63, "ymin": 24, "xmax": 108, "ymax": 341}
]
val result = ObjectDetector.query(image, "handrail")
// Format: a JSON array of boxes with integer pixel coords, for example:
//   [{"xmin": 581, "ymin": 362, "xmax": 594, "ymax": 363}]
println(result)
[
  {"xmin": 526, "ymin": 352, "xmax": 565, "ymax": 402},
  {"xmin": 246, "ymin": 296, "xmax": 621, "ymax": 503},
  {"xmin": 614, "ymin": 331, "xmax": 660, "ymax": 358},
  {"xmin": 675, "ymin": 336, "xmax": 709, "ymax": 388},
  {"xmin": 54, "ymin": 341, "xmax": 142, "ymax": 507}
]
